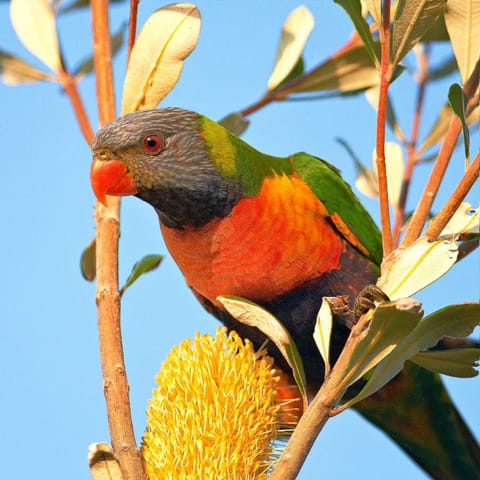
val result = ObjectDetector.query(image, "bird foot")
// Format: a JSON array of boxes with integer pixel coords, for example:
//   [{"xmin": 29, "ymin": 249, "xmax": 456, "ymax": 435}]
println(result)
[{"xmin": 353, "ymin": 285, "xmax": 390, "ymax": 321}]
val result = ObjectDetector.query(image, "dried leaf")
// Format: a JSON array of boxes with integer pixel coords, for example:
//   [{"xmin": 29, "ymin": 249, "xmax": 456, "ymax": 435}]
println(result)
[
  {"xmin": 362, "ymin": 0, "xmax": 382, "ymax": 27},
  {"xmin": 10, "ymin": 0, "xmax": 62, "ymax": 72},
  {"xmin": 348, "ymin": 303, "xmax": 480, "ymax": 405},
  {"xmin": 335, "ymin": 0, "xmax": 380, "ymax": 65},
  {"xmin": 0, "ymin": 50, "xmax": 50, "ymax": 85},
  {"xmin": 218, "ymin": 295, "xmax": 307, "ymax": 399},
  {"xmin": 218, "ymin": 112, "xmax": 250, "ymax": 136},
  {"xmin": 267, "ymin": 5, "xmax": 314, "ymax": 91},
  {"xmin": 88, "ymin": 442, "xmax": 123, "ymax": 480},
  {"xmin": 378, "ymin": 236, "xmax": 458, "ymax": 300},
  {"xmin": 313, "ymin": 299, "xmax": 333, "ymax": 373},
  {"xmin": 120, "ymin": 254, "xmax": 163, "ymax": 295},
  {"xmin": 80, "ymin": 237, "xmax": 96, "ymax": 282},
  {"xmin": 121, "ymin": 3, "xmax": 201, "ymax": 114},
  {"xmin": 288, "ymin": 44, "xmax": 379, "ymax": 93},
  {"xmin": 444, "ymin": 0, "xmax": 480, "ymax": 84},
  {"xmin": 412, "ymin": 348, "xmax": 480, "ymax": 378},
  {"xmin": 391, "ymin": 0, "xmax": 447, "ymax": 67}
]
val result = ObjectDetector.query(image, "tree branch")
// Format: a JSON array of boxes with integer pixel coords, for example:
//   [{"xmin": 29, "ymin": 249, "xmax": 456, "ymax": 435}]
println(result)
[{"xmin": 91, "ymin": 1, "xmax": 145, "ymax": 479}]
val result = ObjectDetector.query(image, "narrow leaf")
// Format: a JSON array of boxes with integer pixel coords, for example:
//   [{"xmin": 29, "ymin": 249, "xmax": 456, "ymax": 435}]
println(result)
[
  {"xmin": 362, "ymin": 0, "xmax": 382, "ymax": 27},
  {"xmin": 348, "ymin": 303, "xmax": 480, "ymax": 405},
  {"xmin": 448, "ymin": 83, "xmax": 470, "ymax": 162},
  {"xmin": 313, "ymin": 299, "xmax": 333, "ymax": 374},
  {"xmin": 121, "ymin": 3, "xmax": 201, "ymax": 114},
  {"xmin": 444, "ymin": 0, "xmax": 480, "ymax": 84},
  {"xmin": 218, "ymin": 295, "xmax": 307, "ymax": 399},
  {"xmin": 120, "ymin": 254, "xmax": 163, "ymax": 295},
  {"xmin": 289, "ymin": 44, "xmax": 379, "ymax": 93},
  {"xmin": 391, "ymin": 0, "xmax": 447, "ymax": 67},
  {"xmin": 0, "ymin": 50, "xmax": 50, "ymax": 84},
  {"xmin": 378, "ymin": 236, "xmax": 458, "ymax": 300},
  {"xmin": 339, "ymin": 300, "xmax": 423, "ymax": 392},
  {"xmin": 335, "ymin": 0, "xmax": 380, "ymax": 65},
  {"xmin": 412, "ymin": 348, "xmax": 480, "ymax": 378},
  {"xmin": 88, "ymin": 442, "xmax": 123, "ymax": 480},
  {"xmin": 267, "ymin": 5, "xmax": 314, "ymax": 91},
  {"xmin": 80, "ymin": 238, "xmax": 96, "ymax": 282},
  {"xmin": 10, "ymin": 0, "xmax": 62, "ymax": 72},
  {"xmin": 218, "ymin": 112, "xmax": 250, "ymax": 136},
  {"xmin": 440, "ymin": 202, "xmax": 479, "ymax": 236}
]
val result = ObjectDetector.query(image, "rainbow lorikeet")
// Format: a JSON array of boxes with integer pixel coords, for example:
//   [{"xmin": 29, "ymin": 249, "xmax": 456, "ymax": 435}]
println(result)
[{"xmin": 90, "ymin": 107, "xmax": 479, "ymax": 479}]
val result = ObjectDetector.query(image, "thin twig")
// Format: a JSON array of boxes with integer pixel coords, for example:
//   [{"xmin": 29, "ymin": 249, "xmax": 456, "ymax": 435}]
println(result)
[
  {"xmin": 392, "ymin": 45, "xmax": 429, "ymax": 246},
  {"xmin": 425, "ymin": 151, "xmax": 480, "ymax": 241},
  {"xmin": 127, "ymin": 0, "xmax": 140, "ymax": 59},
  {"xmin": 91, "ymin": 1, "xmax": 145, "ymax": 479},
  {"xmin": 57, "ymin": 70, "xmax": 94, "ymax": 144},
  {"xmin": 375, "ymin": 0, "xmax": 393, "ymax": 256},
  {"xmin": 401, "ymin": 60, "xmax": 480, "ymax": 247}
]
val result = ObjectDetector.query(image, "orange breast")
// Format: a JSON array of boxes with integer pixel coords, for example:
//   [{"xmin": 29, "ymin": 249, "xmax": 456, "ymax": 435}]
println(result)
[{"xmin": 160, "ymin": 174, "xmax": 343, "ymax": 306}]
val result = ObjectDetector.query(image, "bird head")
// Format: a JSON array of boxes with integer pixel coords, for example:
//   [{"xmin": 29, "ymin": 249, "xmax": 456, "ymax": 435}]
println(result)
[{"xmin": 90, "ymin": 108, "xmax": 243, "ymax": 228}]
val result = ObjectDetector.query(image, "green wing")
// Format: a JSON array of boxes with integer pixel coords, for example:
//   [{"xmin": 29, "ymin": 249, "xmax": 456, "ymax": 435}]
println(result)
[{"xmin": 293, "ymin": 152, "xmax": 383, "ymax": 266}]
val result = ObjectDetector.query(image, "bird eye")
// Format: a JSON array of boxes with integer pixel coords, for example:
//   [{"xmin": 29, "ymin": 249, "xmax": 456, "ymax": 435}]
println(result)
[{"xmin": 143, "ymin": 134, "xmax": 163, "ymax": 153}]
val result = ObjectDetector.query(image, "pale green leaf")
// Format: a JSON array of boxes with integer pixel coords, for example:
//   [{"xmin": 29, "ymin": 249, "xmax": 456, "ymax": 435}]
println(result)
[
  {"xmin": 88, "ymin": 443, "xmax": 123, "ymax": 480},
  {"xmin": 440, "ymin": 202, "xmax": 479, "ymax": 236},
  {"xmin": 313, "ymin": 299, "xmax": 333, "ymax": 373},
  {"xmin": 218, "ymin": 295, "xmax": 307, "ymax": 398},
  {"xmin": 80, "ymin": 237, "xmax": 96, "ymax": 282},
  {"xmin": 289, "ymin": 44, "xmax": 379, "ymax": 93},
  {"xmin": 362, "ymin": 0, "xmax": 382, "ymax": 27},
  {"xmin": 348, "ymin": 303, "xmax": 480, "ymax": 405},
  {"xmin": 218, "ymin": 112, "xmax": 250, "ymax": 136},
  {"xmin": 444, "ymin": 0, "xmax": 480, "ymax": 84},
  {"xmin": 0, "ymin": 50, "xmax": 50, "ymax": 84},
  {"xmin": 335, "ymin": 0, "xmax": 380, "ymax": 65},
  {"xmin": 121, "ymin": 3, "xmax": 201, "ymax": 114},
  {"xmin": 391, "ymin": 0, "xmax": 447, "ymax": 67},
  {"xmin": 10, "ymin": 0, "xmax": 62, "ymax": 72},
  {"xmin": 120, "ymin": 255, "xmax": 164, "ymax": 295},
  {"xmin": 378, "ymin": 236, "xmax": 458, "ymax": 300},
  {"xmin": 340, "ymin": 300, "xmax": 423, "ymax": 391},
  {"xmin": 412, "ymin": 348, "xmax": 479, "ymax": 377},
  {"xmin": 448, "ymin": 83, "xmax": 470, "ymax": 161},
  {"xmin": 267, "ymin": 5, "xmax": 314, "ymax": 91}
]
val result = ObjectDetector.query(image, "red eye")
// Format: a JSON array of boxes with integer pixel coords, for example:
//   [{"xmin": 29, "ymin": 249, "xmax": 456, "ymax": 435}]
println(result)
[{"xmin": 143, "ymin": 135, "xmax": 163, "ymax": 153}]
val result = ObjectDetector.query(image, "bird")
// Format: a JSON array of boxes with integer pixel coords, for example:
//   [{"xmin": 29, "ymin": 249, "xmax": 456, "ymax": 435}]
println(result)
[{"xmin": 90, "ymin": 107, "xmax": 479, "ymax": 479}]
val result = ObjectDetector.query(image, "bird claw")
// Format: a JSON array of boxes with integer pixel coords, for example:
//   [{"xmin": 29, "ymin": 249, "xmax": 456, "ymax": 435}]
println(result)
[{"xmin": 353, "ymin": 285, "xmax": 390, "ymax": 321}]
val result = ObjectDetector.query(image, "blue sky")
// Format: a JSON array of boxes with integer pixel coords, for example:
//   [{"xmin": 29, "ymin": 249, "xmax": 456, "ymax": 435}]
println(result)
[{"xmin": 1, "ymin": 1, "xmax": 478, "ymax": 479}]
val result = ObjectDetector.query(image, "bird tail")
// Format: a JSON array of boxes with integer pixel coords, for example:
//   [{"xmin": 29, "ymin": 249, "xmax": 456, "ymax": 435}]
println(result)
[{"xmin": 355, "ymin": 362, "xmax": 480, "ymax": 480}]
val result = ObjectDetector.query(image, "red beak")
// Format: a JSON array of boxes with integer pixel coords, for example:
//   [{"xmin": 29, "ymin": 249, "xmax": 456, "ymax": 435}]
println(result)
[{"xmin": 90, "ymin": 158, "xmax": 138, "ymax": 206}]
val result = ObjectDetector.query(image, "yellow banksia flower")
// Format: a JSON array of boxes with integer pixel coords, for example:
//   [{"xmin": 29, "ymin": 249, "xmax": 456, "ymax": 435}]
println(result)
[{"xmin": 142, "ymin": 327, "xmax": 281, "ymax": 480}]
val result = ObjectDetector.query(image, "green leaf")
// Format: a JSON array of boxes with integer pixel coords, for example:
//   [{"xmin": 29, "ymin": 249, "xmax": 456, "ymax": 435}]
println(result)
[
  {"xmin": 80, "ymin": 238, "xmax": 96, "ymax": 282},
  {"xmin": 412, "ymin": 348, "xmax": 480, "ymax": 378},
  {"xmin": 121, "ymin": 3, "xmax": 201, "ymax": 114},
  {"xmin": 120, "ymin": 254, "xmax": 163, "ymax": 295},
  {"xmin": 313, "ymin": 299, "xmax": 333, "ymax": 375},
  {"xmin": 0, "ymin": 50, "xmax": 50, "ymax": 84},
  {"xmin": 10, "ymin": 0, "xmax": 62, "ymax": 72},
  {"xmin": 217, "ymin": 295, "xmax": 307, "ymax": 400},
  {"xmin": 348, "ymin": 303, "xmax": 480, "ymax": 405},
  {"xmin": 448, "ymin": 83, "xmax": 470, "ymax": 162},
  {"xmin": 378, "ymin": 236, "xmax": 458, "ymax": 300},
  {"xmin": 267, "ymin": 5, "xmax": 314, "ymax": 91},
  {"xmin": 288, "ymin": 44, "xmax": 379, "ymax": 93},
  {"xmin": 335, "ymin": 0, "xmax": 380, "ymax": 66},
  {"xmin": 420, "ymin": 14, "xmax": 450, "ymax": 42},
  {"xmin": 274, "ymin": 56, "xmax": 305, "ymax": 90},
  {"xmin": 88, "ymin": 443, "xmax": 123, "ymax": 480},
  {"xmin": 391, "ymin": 0, "xmax": 447, "ymax": 67},
  {"xmin": 74, "ymin": 23, "xmax": 126, "ymax": 78},
  {"xmin": 339, "ymin": 300, "xmax": 424, "ymax": 393},
  {"xmin": 218, "ymin": 112, "xmax": 250, "ymax": 136},
  {"xmin": 444, "ymin": 0, "xmax": 480, "ymax": 84}
]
